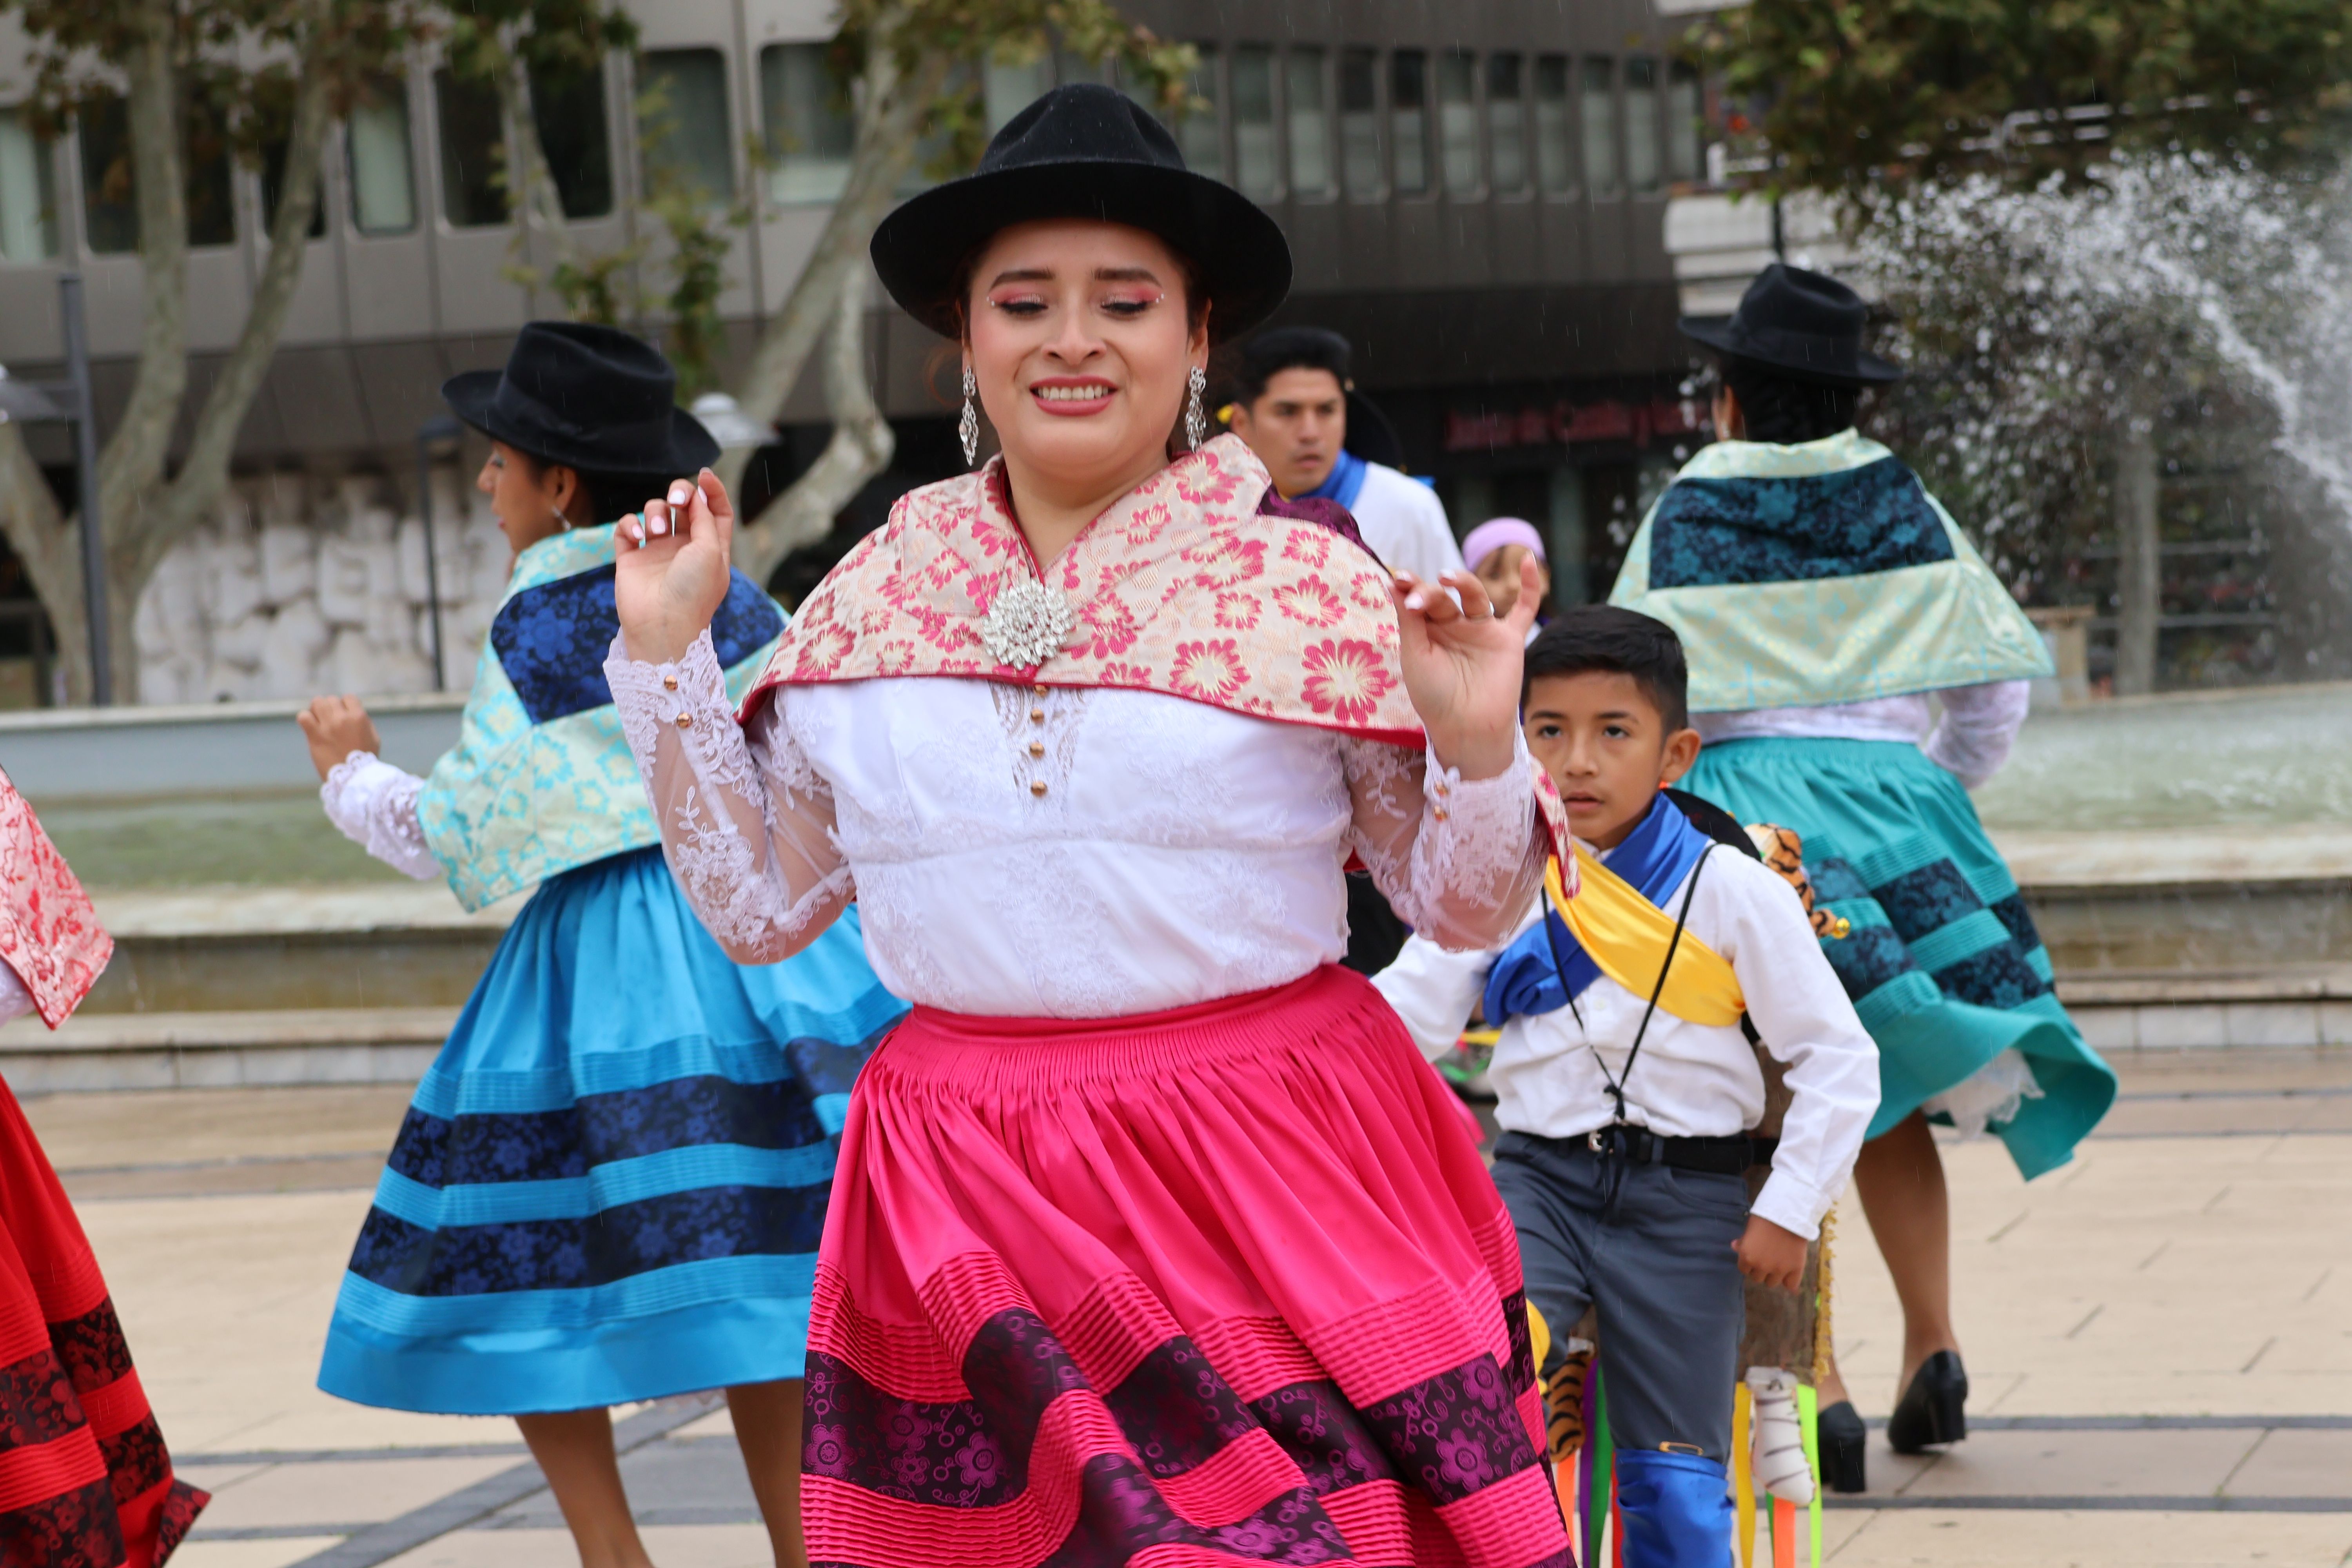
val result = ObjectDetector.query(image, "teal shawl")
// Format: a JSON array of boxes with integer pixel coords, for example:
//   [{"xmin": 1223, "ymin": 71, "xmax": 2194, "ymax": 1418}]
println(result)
[
  {"xmin": 418, "ymin": 524, "xmax": 785, "ymax": 912},
  {"xmin": 1608, "ymin": 431, "xmax": 2051, "ymax": 713}
]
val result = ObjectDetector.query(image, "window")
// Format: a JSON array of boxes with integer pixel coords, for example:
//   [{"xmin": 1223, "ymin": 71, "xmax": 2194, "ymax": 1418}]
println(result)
[
  {"xmin": 1389, "ymin": 51, "xmax": 1427, "ymax": 196},
  {"xmin": 0, "ymin": 111, "xmax": 57, "ymax": 261},
  {"xmin": 1534, "ymin": 56, "xmax": 1572, "ymax": 194},
  {"xmin": 531, "ymin": 64, "xmax": 613, "ymax": 218},
  {"xmin": 261, "ymin": 134, "xmax": 328, "ymax": 238},
  {"xmin": 1668, "ymin": 61, "xmax": 1705, "ymax": 182},
  {"xmin": 436, "ymin": 71, "xmax": 506, "ymax": 227},
  {"xmin": 1487, "ymin": 54, "xmax": 1526, "ymax": 195},
  {"xmin": 760, "ymin": 43, "xmax": 853, "ymax": 204},
  {"xmin": 1580, "ymin": 57, "xmax": 1618, "ymax": 198},
  {"xmin": 640, "ymin": 49, "xmax": 733, "ymax": 203},
  {"xmin": 1341, "ymin": 48, "xmax": 1380, "ymax": 201},
  {"xmin": 1286, "ymin": 48, "xmax": 1332, "ymax": 199},
  {"xmin": 1625, "ymin": 56, "xmax": 1661, "ymax": 193},
  {"xmin": 1177, "ymin": 47, "xmax": 1223, "ymax": 181},
  {"xmin": 1437, "ymin": 51, "xmax": 1477, "ymax": 196},
  {"xmin": 1231, "ymin": 45, "xmax": 1276, "ymax": 200},
  {"xmin": 985, "ymin": 56, "xmax": 1051, "ymax": 133},
  {"xmin": 347, "ymin": 80, "xmax": 416, "ymax": 234},
  {"xmin": 80, "ymin": 94, "xmax": 234, "ymax": 252}
]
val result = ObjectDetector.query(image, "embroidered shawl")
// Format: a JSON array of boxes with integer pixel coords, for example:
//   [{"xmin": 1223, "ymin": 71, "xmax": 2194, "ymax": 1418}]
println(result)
[
  {"xmin": 420, "ymin": 524, "xmax": 786, "ymax": 911},
  {"xmin": 1609, "ymin": 431, "xmax": 2052, "ymax": 712},
  {"xmin": 0, "ymin": 772, "xmax": 112, "ymax": 1027},
  {"xmin": 741, "ymin": 435, "xmax": 1425, "ymax": 746}
]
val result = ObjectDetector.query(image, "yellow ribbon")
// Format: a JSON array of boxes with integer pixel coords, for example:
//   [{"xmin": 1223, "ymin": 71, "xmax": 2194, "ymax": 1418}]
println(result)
[{"xmin": 1546, "ymin": 844, "xmax": 1746, "ymax": 1028}]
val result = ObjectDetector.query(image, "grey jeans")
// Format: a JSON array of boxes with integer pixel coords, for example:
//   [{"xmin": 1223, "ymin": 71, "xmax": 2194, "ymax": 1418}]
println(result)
[{"xmin": 1489, "ymin": 1130, "xmax": 1749, "ymax": 1458}]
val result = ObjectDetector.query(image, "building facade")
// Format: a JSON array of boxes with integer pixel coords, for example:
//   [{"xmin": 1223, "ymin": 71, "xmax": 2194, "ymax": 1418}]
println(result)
[{"xmin": 0, "ymin": 0, "xmax": 1713, "ymax": 703}]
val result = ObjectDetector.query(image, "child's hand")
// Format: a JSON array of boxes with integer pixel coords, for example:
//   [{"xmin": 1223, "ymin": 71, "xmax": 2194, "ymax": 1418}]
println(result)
[
  {"xmin": 1733, "ymin": 1215, "xmax": 1808, "ymax": 1292},
  {"xmin": 297, "ymin": 696, "xmax": 382, "ymax": 782}
]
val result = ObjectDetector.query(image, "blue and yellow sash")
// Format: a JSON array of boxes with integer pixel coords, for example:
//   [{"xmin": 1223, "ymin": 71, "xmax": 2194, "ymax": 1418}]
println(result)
[
  {"xmin": 418, "ymin": 524, "xmax": 784, "ymax": 911},
  {"xmin": 1485, "ymin": 794, "xmax": 1746, "ymax": 1030},
  {"xmin": 1610, "ymin": 431, "xmax": 2051, "ymax": 712}
]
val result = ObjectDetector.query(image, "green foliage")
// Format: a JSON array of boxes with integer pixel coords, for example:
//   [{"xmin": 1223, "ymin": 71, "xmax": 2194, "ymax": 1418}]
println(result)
[
  {"xmin": 1695, "ymin": 0, "xmax": 2352, "ymax": 196},
  {"xmin": 11, "ymin": 0, "xmax": 431, "ymax": 168}
]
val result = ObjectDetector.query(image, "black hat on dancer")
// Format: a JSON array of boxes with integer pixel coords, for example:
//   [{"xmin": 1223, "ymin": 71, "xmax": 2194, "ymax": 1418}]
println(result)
[
  {"xmin": 1678, "ymin": 263, "xmax": 1903, "ymax": 387},
  {"xmin": 441, "ymin": 320, "xmax": 722, "ymax": 476},
  {"xmin": 871, "ymin": 82, "xmax": 1294, "ymax": 341}
]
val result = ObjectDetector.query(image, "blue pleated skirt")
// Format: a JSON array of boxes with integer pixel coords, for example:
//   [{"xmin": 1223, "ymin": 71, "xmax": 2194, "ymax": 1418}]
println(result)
[
  {"xmin": 1683, "ymin": 737, "xmax": 2117, "ymax": 1181},
  {"xmin": 316, "ymin": 847, "xmax": 908, "ymax": 1415}
]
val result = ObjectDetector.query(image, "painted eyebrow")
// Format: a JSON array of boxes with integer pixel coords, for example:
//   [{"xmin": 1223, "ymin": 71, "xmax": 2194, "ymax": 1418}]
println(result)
[{"xmin": 985, "ymin": 265, "xmax": 1167, "ymax": 288}]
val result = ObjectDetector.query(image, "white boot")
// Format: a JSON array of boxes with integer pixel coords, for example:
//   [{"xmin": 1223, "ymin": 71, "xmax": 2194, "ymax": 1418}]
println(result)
[{"xmin": 1746, "ymin": 1367, "xmax": 1817, "ymax": 1505}]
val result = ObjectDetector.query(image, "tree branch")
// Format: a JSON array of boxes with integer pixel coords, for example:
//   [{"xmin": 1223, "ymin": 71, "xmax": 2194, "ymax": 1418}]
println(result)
[
  {"xmin": 716, "ymin": 28, "xmax": 947, "ymax": 493},
  {"xmin": 737, "ymin": 268, "xmax": 893, "ymax": 585},
  {"xmin": 148, "ymin": 10, "xmax": 336, "ymax": 576},
  {"xmin": 497, "ymin": 45, "xmax": 579, "ymax": 277}
]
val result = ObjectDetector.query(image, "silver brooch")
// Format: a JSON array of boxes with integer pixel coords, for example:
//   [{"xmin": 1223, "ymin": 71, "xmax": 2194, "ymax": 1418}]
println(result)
[{"xmin": 976, "ymin": 577, "xmax": 1076, "ymax": 669}]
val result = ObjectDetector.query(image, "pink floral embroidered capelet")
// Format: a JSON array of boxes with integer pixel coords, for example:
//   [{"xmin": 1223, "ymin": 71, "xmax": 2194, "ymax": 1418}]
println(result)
[
  {"xmin": 740, "ymin": 435, "xmax": 1424, "ymax": 745},
  {"xmin": 0, "ymin": 772, "xmax": 113, "ymax": 1028}
]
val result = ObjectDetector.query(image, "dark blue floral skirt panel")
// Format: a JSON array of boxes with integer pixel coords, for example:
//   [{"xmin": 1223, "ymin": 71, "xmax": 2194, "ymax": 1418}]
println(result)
[{"xmin": 317, "ymin": 847, "xmax": 907, "ymax": 1415}]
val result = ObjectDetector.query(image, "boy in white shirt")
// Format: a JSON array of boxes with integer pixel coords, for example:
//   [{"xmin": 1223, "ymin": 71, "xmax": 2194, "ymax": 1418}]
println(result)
[{"xmin": 1375, "ymin": 606, "xmax": 1879, "ymax": 1561}]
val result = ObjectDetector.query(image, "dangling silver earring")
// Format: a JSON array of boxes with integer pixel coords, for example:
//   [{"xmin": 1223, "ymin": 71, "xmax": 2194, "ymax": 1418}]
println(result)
[
  {"xmin": 959, "ymin": 366, "xmax": 980, "ymax": 467},
  {"xmin": 552, "ymin": 502, "xmax": 574, "ymax": 532},
  {"xmin": 1183, "ymin": 365, "xmax": 1208, "ymax": 450}
]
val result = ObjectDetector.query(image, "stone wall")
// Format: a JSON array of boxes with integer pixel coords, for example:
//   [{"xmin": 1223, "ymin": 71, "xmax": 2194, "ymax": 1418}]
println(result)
[{"xmin": 132, "ymin": 467, "xmax": 511, "ymax": 704}]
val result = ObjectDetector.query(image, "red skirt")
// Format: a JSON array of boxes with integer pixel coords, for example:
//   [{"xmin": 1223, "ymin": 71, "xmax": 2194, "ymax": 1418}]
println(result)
[
  {"xmin": 0, "ymin": 1078, "xmax": 206, "ymax": 1568},
  {"xmin": 804, "ymin": 964, "xmax": 1570, "ymax": 1568}
]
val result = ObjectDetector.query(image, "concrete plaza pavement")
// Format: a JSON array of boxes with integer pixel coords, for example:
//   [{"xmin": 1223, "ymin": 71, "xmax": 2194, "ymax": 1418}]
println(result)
[{"xmin": 18, "ymin": 1047, "xmax": 2352, "ymax": 1568}]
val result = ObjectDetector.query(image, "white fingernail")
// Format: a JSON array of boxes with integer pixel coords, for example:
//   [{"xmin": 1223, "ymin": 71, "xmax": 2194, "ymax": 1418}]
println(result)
[
  {"xmin": 1405, "ymin": 592, "xmax": 1426, "ymax": 610},
  {"xmin": 669, "ymin": 483, "xmax": 692, "ymax": 505},
  {"xmin": 651, "ymin": 515, "xmax": 669, "ymax": 537}
]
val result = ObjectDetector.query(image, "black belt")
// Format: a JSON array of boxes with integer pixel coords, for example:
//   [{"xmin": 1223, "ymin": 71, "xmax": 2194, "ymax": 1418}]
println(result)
[{"xmin": 1530, "ymin": 1124, "xmax": 1775, "ymax": 1176}]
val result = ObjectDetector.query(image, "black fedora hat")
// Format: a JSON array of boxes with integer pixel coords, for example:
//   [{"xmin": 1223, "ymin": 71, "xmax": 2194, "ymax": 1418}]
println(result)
[
  {"xmin": 1679, "ymin": 263, "xmax": 1902, "ymax": 387},
  {"xmin": 872, "ymin": 83, "xmax": 1292, "ymax": 343},
  {"xmin": 442, "ymin": 321, "xmax": 720, "ymax": 475}
]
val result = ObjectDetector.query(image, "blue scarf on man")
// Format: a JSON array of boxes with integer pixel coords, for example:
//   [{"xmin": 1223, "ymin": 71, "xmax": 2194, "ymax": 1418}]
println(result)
[
  {"xmin": 1300, "ymin": 446, "xmax": 1369, "ymax": 510},
  {"xmin": 1482, "ymin": 793, "xmax": 1715, "ymax": 1029}
]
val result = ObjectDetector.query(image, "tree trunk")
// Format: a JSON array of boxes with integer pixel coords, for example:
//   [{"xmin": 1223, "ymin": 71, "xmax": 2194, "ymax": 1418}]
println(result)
[
  {"xmin": 2112, "ymin": 418, "xmax": 2161, "ymax": 697},
  {"xmin": 99, "ymin": 1, "xmax": 192, "ymax": 528},
  {"xmin": 143, "ymin": 20, "xmax": 336, "ymax": 577},
  {"xmin": 738, "ymin": 270, "xmax": 894, "ymax": 586},
  {"xmin": 717, "ymin": 26, "xmax": 948, "ymax": 495}
]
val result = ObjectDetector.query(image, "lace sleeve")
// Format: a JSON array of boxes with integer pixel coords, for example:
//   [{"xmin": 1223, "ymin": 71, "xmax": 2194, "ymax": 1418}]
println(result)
[
  {"xmin": 1342, "ymin": 731, "xmax": 1547, "ymax": 952},
  {"xmin": 320, "ymin": 752, "xmax": 441, "ymax": 880},
  {"xmin": 604, "ymin": 629, "xmax": 853, "ymax": 963},
  {"xmin": 1924, "ymin": 679, "xmax": 2032, "ymax": 789}
]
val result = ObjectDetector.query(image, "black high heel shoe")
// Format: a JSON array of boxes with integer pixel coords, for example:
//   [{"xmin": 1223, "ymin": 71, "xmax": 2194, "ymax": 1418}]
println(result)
[
  {"xmin": 1816, "ymin": 1399, "xmax": 1868, "ymax": 1492},
  {"xmin": 1886, "ymin": 1350, "xmax": 1968, "ymax": 1454}
]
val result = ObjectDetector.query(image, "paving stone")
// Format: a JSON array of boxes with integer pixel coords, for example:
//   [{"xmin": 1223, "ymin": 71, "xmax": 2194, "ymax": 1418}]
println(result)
[
  {"xmin": 2226, "ymin": 1428, "xmax": 2352, "ymax": 1498},
  {"xmin": 1826, "ymin": 1508, "xmax": 2352, "ymax": 1567},
  {"xmin": 175, "ymin": 1538, "xmax": 348, "ymax": 1568},
  {"xmin": 198, "ymin": 1455, "xmax": 522, "ymax": 1532},
  {"xmin": 1890, "ymin": 1427, "xmax": 2262, "ymax": 1499}
]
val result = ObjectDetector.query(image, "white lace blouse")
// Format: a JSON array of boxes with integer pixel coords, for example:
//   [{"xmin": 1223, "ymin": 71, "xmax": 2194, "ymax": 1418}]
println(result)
[{"xmin": 604, "ymin": 630, "xmax": 1547, "ymax": 1019}]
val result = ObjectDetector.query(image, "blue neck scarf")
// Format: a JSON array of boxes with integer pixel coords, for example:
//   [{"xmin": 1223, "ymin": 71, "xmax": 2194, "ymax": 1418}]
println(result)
[
  {"xmin": 1300, "ymin": 446, "xmax": 1369, "ymax": 510},
  {"xmin": 1482, "ymin": 793, "xmax": 1714, "ymax": 1029}
]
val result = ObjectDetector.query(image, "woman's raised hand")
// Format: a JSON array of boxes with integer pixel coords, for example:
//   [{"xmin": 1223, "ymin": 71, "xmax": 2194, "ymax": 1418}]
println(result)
[
  {"xmin": 1390, "ymin": 554, "xmax": 1543, "ymax": 781},
  {"xmin": 615, "ymin": 469, "xmax": 735, "ymax": 665}
]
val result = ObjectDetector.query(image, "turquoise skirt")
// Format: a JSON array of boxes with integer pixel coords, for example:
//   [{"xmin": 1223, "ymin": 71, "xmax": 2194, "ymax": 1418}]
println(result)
[
  {"xmin": 316, "ymin": 847, "xmax": 907, "ymax": 1415},
  {"xmin": 1683, "ymin": 737, "xmax": 2115, "ymax": 1180}
]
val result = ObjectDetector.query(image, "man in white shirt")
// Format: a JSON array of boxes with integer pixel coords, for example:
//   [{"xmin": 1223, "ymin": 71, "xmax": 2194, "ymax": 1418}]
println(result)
[
  {"xmin": 1374, "ymin": 606, "xmax": 1878, "ymax": 1557},
  {"xmin": 1224, "ymin": 326, "xmax": 1466, "ymax": 584}
]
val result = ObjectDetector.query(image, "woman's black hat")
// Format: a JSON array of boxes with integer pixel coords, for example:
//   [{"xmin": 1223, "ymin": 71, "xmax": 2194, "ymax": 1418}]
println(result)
[
  {"xmin": 872, "ymin": 83, "xmax": 1292, "ymax": 343},
  {"xmin": 1679, "ymin": 263, "xmax": 1902, "ymax": 387},
  {"xmin": 442, "ymin": 321, "xmax": 720, "ymax": 475}
]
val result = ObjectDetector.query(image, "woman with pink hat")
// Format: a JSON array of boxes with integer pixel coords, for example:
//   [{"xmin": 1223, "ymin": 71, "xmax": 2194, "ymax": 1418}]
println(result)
[{"xmin": 1462, "ymin": 517, "xmax": 1555, "ymax": 633}]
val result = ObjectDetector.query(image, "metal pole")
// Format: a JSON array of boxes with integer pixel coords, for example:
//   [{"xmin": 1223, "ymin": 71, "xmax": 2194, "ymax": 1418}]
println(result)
[
  {"xmin": 415, "ymin": 425, "xmax": 448, "ymax": 691},
  {"xmin": 60, "ymin": 274, "xmax": 107, "ymax": 706}
]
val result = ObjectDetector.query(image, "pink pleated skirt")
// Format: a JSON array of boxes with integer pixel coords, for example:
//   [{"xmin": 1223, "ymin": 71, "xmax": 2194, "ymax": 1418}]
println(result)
[{"xmin": 803, "ymin": 963, "xmax": 1571, "ymax": 1568}]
